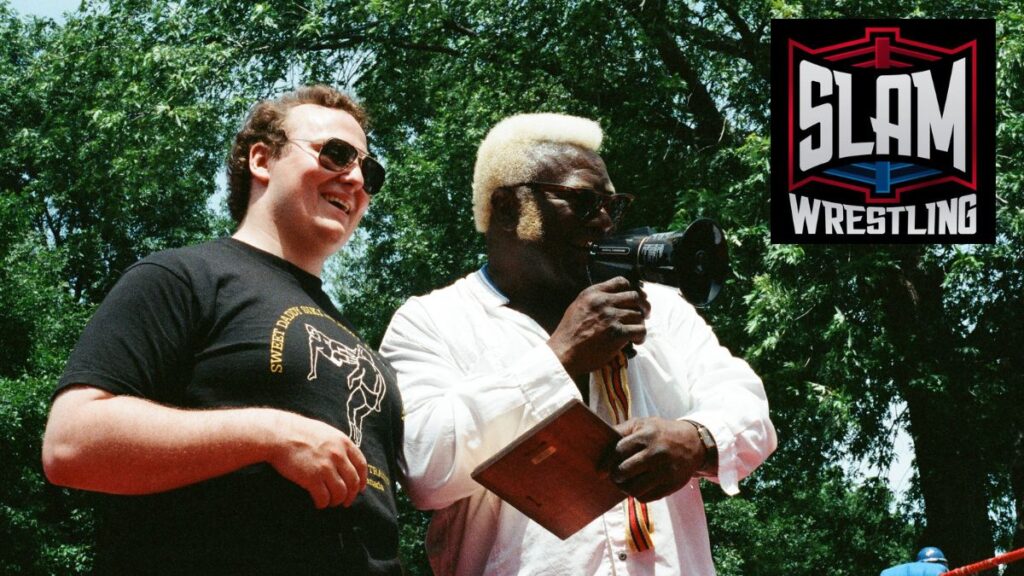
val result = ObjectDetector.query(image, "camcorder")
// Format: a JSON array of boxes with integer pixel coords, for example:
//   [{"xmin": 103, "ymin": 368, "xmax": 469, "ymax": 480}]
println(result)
[{"xmin": 587, "ymin": 218, "xmax": 730, "ymax": 308}]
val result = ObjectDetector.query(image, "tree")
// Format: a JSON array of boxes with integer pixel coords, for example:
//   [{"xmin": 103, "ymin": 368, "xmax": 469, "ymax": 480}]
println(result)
[{"xmin": 0, "ymin": 1, "xmax": 240, "ymax": 571}]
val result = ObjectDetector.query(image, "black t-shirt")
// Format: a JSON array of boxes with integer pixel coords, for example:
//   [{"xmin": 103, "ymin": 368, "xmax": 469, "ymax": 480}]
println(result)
[{"xmin": 57, "ymin": 238, "xmax": 403, "ymax": 575}]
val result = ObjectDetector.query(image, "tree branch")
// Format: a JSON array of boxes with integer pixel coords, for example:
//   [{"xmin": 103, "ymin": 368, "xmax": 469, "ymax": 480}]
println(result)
[
  {"xmin": 443, "ymin": 18, "xmax": 477, "ymax": 38},
  {"xmin": 42, "ymin": 204, "xmax": 64, "ymax": 248},
  {"xmin": 623, "ymin": 0, "xmax": 727, "ymax": 148},
  {"xmin": 712, "ymin": 0, "xmax": 769, "ymax": 81},
  {"xmin": 510, "ymin": 39, "xmax": 699, "ymax": 144},
  {"xmin": 303, "ymin": 35, "xmax": 460, "ymax": 56},
  {"xmin": 227, "ymin": 28, "xmax": 461, "ymax": 58}
]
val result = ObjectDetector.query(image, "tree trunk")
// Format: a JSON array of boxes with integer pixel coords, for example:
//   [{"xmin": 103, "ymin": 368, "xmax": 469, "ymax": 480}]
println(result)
[
  {"xmin": 1005, "ymin": 429, "xmax": 1024, "ymax": 576},
  {"xmin": 903, "ymin": 385, "xmax": 994, "ymax": 567},
  {"xmin": 887, "ymin": 249, "xmax": 995, "ymax": 568}
]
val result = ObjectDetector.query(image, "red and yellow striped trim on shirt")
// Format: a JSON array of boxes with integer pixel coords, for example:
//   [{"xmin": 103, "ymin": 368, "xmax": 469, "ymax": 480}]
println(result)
[{"xmin": 596, "ymin": 351, "xmax": 654, "ymax": 553}]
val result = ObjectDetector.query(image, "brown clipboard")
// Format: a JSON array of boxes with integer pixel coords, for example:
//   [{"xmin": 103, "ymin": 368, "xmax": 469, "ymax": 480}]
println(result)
[{"xmin": 471, "ymin": 399, "xmax": 627, "ymax": 540}]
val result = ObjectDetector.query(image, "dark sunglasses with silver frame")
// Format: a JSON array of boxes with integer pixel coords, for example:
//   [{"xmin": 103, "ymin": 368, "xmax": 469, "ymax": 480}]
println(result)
[
  {"xmin": 513, "ymin": 181, "xmax": 634, "ymax": 227},
  {"xmin": 288, "ymin": 137, "xmax": 386, "ymax": 195}
]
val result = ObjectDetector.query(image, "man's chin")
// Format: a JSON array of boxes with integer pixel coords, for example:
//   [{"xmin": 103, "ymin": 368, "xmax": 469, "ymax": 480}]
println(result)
[
  {"xmin": 312, "ymin": 220, "xmax": 353, "ymax": 251},
  {"xmin": 565, "ymin": 252, "xmax": 594, "ymax": 286},
  {"xmin": 561, "ymin": 269, "xmax": 594, "ymax": 298}
]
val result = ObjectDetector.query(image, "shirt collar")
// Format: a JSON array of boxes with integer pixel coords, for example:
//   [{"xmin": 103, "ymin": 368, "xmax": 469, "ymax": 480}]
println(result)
[{"xmin": 473, "ymin": 263, "xmax": 509, "ymax": 308}]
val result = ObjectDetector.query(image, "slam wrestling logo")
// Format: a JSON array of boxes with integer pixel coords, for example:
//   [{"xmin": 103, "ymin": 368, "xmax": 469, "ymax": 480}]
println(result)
[{"xmin": 770, "ymin": 20, "xmax": 994, "ymax": 243}]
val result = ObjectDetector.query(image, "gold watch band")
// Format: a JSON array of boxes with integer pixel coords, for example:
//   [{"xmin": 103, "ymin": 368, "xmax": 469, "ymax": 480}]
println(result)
[{"xmin": 684, "ymin": 420, "xmax": 718, "ymax": 472}]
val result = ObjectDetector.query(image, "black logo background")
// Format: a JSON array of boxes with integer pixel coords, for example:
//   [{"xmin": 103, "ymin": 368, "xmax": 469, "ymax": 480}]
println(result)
[{"xmin": 770, "ymin": 19, "xmax": 995, "ymax": 244}]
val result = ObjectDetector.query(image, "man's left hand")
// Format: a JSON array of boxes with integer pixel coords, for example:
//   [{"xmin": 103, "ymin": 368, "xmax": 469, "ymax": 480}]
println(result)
[{"xmin": 609, "ymin": 418, "xmax": 706, "ymax": 502}]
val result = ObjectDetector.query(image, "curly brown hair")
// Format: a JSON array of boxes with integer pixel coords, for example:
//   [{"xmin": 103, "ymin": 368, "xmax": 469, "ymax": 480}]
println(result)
[{"xmin": 226, "ymin": 85, "xmax": 368, "ymax": 223}]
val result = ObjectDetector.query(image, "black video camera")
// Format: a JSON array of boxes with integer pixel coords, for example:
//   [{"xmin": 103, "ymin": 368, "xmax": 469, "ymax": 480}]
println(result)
[{"xmin": 587, "ymin": 218, "xmax": 730, "ymax": 307}]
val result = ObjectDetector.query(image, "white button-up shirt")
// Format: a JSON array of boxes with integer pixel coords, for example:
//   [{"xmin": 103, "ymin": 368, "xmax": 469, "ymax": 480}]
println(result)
[{"xmin": 380, "ymin": 269, "xmax": 776, "ymax": 575}]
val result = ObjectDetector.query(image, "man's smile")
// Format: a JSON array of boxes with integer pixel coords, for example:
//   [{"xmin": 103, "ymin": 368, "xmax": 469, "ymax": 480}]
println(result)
[{"xmin": 320, "ymin": 192, "xmax": 352, "ymax": 214}]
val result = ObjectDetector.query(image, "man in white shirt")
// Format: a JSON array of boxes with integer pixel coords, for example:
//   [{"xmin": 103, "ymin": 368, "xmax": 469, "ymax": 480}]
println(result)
[{"xmin": 380, "ymin": 113, "xmax": 776, "ymax": 575}]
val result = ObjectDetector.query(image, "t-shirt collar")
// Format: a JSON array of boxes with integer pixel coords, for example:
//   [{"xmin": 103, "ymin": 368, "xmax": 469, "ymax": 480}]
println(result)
[{"xmin": 222, "ymin": 237, "xmax": 323, "ymax": 289}]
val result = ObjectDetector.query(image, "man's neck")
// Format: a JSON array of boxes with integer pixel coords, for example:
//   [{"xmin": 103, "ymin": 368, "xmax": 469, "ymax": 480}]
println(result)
[
  {"xmin": 509, "ymin": 299, "xmax": 566, "ymax": 334},
  {"xmin": 487, "ymin": 260, "xmax": 571, "ymax": 334},
  {"xmin": 232, "ymin": 220, "xmax": 327, "ymax": 277},
  {"xmin": 485, "ymin": 259, "xmax": 590, "ymax": 403}
]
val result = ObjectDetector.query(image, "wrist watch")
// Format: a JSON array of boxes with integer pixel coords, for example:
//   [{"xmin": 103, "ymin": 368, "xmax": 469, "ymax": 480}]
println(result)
[{"xmin": 685, "ymin": 420, "xmax": 718, "ymax": 471}]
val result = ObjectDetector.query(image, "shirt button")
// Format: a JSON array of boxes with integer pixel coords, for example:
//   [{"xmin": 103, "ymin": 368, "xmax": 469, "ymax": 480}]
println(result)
[{"xmin": 618, "ymin": 552, "xmax": 628, "ymax": 561}]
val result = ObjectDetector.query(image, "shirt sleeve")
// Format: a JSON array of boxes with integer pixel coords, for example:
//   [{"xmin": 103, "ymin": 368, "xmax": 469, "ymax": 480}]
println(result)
[
  {"xmin": 380, "ymin": 298, "xmax": 579, "ymax": 511},
  {"xmin": 655, "ymin": 287, "xmax": 777, "ymax": 495},
  {"xmin": 56, "ymin": 261, "xmax": 197, "ymax": 404}
]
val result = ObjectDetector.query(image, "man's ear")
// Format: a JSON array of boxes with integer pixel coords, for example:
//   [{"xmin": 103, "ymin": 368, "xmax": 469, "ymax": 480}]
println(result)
[
  {"xmin": 249, "ymin": 142, "xmax": 272, "ymax": 185},
  {"xmin": 490, "ymin": 186, "xmax": 520, "ymax": 232}
]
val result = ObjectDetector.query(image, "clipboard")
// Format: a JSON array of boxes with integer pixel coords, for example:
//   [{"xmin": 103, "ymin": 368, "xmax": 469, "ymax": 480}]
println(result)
[{"xmin": 471, "ymin": 399, "xmax": 627, "ymax": 540}]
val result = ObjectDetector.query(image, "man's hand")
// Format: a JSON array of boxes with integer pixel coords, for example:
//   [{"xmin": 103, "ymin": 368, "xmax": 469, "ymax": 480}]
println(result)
[
  {"xmin": 266, "ymin": 412, "xmax": 369, "ymax": 510},
  {"xmin": 43, "ymin": 387, "xmax": 369, "ymax": 505},
  {"xmin": 547, "ymin": 277, "xmax": 651, "ymax": 377},
  {"xmin": 609, "ymin": 417, "xmax": 706, "ymax": 502}
]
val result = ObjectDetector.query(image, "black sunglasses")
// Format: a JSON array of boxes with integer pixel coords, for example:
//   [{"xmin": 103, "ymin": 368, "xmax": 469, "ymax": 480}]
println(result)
[
  {"xmin": 514, "ymin": 181, "xmax": 634, "ymax": 226},
  {"xmin": 289, "ymin": 138, "xmax": 386, "ymax": 195}
]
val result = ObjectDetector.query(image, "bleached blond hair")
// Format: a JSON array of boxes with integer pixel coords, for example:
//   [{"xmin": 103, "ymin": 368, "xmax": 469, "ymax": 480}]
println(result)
[{"xmin": 472, "ymin": 113, "xmax": 603, "ymax": 233}]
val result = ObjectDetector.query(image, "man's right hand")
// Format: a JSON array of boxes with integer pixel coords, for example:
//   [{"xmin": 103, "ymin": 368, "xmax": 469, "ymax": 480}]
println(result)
[
  {"xmin": 266, "ymin": 412, "xmax": 368, "ymax": 509},
  {"xmin": 43, "ymin": 386, "xmax": 367, "ymax": 509},
  {"xmin": 547, "ymin": 276, "xmax": 650, "ymax": 377}
]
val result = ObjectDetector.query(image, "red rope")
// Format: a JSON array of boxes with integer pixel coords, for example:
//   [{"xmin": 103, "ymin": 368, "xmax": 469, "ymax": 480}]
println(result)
[{"xmin": 944, "ymin": 547, "xmax": 1024, "ymax": 576}]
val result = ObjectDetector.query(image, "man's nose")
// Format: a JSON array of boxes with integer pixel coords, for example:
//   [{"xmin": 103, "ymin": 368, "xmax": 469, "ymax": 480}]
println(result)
[
  {"xmin": 336, "ymin": 160, "xmax": 367, "ymax": 194},
  {"xmin": 587, "ymin": 204, "xmax": 615, "ymax": 235}
]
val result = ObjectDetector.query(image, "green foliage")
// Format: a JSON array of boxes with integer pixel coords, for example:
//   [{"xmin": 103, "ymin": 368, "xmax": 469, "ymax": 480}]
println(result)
[
  {"xmin": 396, "ymin": 491, "xmax": 431, "ymax": 576},
  {"xmin": 1, "ymin": 375, "xmax": 95, "ymax": 574},
  {"xmin": 0, "ymin": 1, "xmax": 234, "ymax": 571},
  {"xmin": 17, "ymin": 0, "xmax": 233, "ymax": 301},
  {"xmin": 706, "ymin": 472, "xmax": 915, "ymax": 576}
]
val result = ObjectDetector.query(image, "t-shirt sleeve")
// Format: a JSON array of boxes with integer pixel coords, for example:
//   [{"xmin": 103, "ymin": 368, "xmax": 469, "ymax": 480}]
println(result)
[{"xmin": 56, "ymin": 261, "xmax": 197, "ymax": 403}]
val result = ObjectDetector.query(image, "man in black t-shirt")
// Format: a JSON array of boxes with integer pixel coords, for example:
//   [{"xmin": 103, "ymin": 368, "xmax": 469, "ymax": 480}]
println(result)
[{"xmin": 42, "ymin": 86, "xmax": 402, "ymax": 575}]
